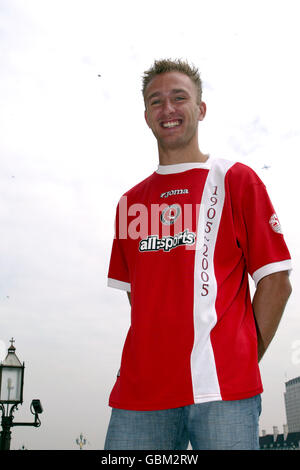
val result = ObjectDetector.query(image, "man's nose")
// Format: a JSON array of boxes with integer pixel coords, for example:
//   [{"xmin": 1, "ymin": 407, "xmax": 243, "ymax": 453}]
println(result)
[{"xmin": 162, "ymin": 99, "xmax": 176, "ymax": 115}]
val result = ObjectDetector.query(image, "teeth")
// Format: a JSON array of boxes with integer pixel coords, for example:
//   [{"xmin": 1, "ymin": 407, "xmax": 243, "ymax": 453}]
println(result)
[{"xmin": 162, "ymin": 120, "xmax": 180, "ymax": 128}]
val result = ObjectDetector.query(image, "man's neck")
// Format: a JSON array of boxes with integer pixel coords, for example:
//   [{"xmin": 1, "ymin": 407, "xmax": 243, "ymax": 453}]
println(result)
[{"xmin": 158, "ymin": 145, "xmax": 209, "ymax": 166}]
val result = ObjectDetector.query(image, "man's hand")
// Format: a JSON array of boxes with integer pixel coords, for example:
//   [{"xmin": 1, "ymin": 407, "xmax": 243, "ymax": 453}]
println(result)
[{"xmin": 252, "ymin": 271, "xmax": 292, "ymax": 362}]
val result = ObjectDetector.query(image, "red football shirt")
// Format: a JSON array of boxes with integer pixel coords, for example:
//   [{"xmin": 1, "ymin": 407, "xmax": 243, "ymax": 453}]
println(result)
[{"xmin": 107, "ymin": 158, "xmax": 292, "ymax": 410}]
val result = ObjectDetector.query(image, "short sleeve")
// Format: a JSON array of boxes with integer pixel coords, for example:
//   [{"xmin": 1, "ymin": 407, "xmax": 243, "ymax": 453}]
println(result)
[
  {"xmin": 234, "ymin": 169, "xmax": 292, "ymax": 286},
  {"xmin": 107, "ymin": 202, "xmax": 131, "ymax": 291}
]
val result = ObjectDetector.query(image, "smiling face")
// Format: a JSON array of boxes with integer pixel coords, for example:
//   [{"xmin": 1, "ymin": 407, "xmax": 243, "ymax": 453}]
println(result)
[{"xmin": 144, "ymin": 72, "xmax": 206, "ymax": 151}]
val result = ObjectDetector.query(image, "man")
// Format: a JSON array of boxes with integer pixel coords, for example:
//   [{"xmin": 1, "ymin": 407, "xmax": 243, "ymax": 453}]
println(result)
[{"xmin": 104, "ymin": 59, "xmax": 292, "ymax": 450}]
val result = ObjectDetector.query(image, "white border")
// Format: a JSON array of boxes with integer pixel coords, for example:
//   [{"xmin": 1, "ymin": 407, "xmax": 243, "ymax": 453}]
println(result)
[
  {"xmin": 252, "ymin": 260, "xmax": 292, "ymax": 287},
  {"xmin": 191, "ymin": 158, "xmax": 235, "ymax": 402},
  {"xmin": 107, "ymin": 278, "xmax": 131, "ymax": 292}
]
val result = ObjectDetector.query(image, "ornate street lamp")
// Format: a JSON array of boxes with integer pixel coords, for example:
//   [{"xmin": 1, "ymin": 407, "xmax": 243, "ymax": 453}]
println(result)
[
  {"xmin": 0, "ymin": 338, "xmax": 24, "ymax": 406},
  {"xmin": 0, "ymin": 339, "xmax": 43, "ymax": 450}
]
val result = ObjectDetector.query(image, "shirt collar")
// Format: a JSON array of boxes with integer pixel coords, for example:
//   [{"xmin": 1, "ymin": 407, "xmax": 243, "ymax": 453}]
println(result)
[{"xmin": 156, "ymin": 156, "xmax": 212, "ymax": 175}]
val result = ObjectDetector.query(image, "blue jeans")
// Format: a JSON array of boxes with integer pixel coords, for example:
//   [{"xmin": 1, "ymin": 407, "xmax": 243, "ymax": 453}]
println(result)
[{"xmin": 104, "ymin": 395, "xmax": 261, "ymax": 450}]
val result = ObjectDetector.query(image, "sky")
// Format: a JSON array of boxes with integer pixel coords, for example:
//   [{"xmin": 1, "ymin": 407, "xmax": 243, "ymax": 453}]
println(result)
[{"xmin": 0, "ymin": 0, "xmax": 300, "ymax": 450}]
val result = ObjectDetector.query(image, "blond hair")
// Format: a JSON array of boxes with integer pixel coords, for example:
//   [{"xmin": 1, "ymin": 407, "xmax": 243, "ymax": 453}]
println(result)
[{"xmin": 142, "ymin": 58, "xmax": 202, "ymax": 104}]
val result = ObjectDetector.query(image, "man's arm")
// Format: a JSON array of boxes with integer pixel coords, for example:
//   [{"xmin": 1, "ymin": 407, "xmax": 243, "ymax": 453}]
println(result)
[{"xmin": 252, "ymin": 271, "xmax": 292, "ymax": 362}]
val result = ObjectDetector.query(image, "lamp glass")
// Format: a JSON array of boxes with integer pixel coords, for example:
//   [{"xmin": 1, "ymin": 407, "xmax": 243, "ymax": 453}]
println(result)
[{"xmin": 0, "ymin": 366, "xmax": 23, "ymax": 403}]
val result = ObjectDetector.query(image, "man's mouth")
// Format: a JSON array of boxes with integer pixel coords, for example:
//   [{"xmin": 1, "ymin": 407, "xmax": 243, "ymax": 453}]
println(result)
[{"xmin": 160, "ymin": 119, "xmax": 182, "ymax": 128}]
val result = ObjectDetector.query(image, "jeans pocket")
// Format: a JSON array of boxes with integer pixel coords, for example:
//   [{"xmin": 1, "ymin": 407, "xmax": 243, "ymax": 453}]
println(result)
[{"xmin": 256, "ymin": 394, "xmax": 262, "ymax": 417}]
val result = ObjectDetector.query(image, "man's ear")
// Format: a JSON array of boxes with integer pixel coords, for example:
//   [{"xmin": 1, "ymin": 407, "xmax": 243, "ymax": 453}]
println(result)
[{"xmin": 198, "ymin": 101, "xmax": 207, "ymax": 122}]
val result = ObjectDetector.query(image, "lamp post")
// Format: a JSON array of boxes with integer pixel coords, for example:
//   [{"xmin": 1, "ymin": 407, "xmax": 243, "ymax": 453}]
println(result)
[{"xmin": 0, "ymin": 339, "xmax": 43, "ymax": 450}]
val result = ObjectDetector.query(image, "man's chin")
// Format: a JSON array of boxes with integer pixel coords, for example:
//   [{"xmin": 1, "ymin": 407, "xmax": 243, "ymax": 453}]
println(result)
[{"xmin": 158, "ymin": 136, "xmax": 191, "ymax": 151}]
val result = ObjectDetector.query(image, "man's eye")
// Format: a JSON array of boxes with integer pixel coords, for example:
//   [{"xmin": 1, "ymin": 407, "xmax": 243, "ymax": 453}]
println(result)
[
  {"xmin": 175, "ymin": 96, "xmax": 185, "ymax": 101},
  {"xmin": 151, "ymin": 100, "xmax": 161, "ymax": 105}
]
